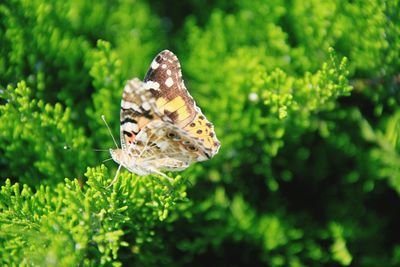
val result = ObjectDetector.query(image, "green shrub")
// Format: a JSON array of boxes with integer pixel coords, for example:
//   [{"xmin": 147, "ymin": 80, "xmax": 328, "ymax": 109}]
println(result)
[{"xmin": 1, "ymin": 0, "xmax": 399, "ymax": 266}]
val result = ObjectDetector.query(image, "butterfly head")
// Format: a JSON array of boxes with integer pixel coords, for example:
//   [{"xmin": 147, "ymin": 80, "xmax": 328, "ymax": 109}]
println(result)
[{"xmin": 110, "ymin": 148, "xmax": 151, "ymax": 176}]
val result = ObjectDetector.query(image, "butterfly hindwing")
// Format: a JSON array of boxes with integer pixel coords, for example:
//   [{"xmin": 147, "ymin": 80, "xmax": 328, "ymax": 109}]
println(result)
[
  {"xmin": 129, "ymin": 120, "xmax": 208, "ymax": 170},
  {"xmin": 182, "ymin": 111, "xmax": 220, "ymax": 158}
]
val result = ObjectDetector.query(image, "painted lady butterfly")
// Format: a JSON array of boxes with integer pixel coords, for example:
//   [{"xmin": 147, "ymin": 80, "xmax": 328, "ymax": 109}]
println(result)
[{"xmin": 109, "ymin": 50, "xmax": 220, "ymax": 183}]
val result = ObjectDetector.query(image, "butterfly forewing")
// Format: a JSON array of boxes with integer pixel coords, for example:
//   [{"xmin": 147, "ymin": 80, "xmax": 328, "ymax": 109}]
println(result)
[
  {"xmin": 144, "ymin": 50, "xmax": 196, "ymax": 127},
  {"xmin": 144, "ymin": 50, "xmax": 220, "ymax": 157},
  {"xmin": 119, "ymin": 78, "xmax": 170, "ymax": 149}
]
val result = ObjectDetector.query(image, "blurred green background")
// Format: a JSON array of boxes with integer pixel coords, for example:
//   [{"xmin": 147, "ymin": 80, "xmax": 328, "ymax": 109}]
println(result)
[{"xmin": 1, "ymin": 0, "xmax": 399, "ymax": 266}]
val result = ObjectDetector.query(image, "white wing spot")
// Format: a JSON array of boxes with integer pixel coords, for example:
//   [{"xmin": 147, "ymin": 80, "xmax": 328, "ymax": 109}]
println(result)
[
  {"xmin": 166, "ymin": 69, "xmax": 172, "ymax": 76},
  {"xmin": 124, "ymin": 122, "xmax": 139, "ymax": 133},
  {"xmin": 124, "ymin": 84, "xmax": 134, "ymax": 93},
  {"xmin": 121, "ymin": 100, "xmax": 140, "ymax": 111},
  {"xmin": 143, "ymin": 81, "xmax": 160, "ymax": 90},
  {"xmin": 162, "ymin": 64, "xmax": 167, "ymax": 69},
  {"xmin": 142, "ymin": 102, "xmax": 151, "ymax": 111},
  {"xmin": 151, "ymin": 60, "xmax": 160, "ymax": 69},
  {"xmin": 137, "ymin": 132, "xmax": 148, "ymax": 143},
  {"xmin": 165, "ymin": 77, "xmax": 174, "ymax": 87}
]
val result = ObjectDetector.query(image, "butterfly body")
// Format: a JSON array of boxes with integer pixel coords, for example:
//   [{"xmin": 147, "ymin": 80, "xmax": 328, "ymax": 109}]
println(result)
[{"xmin": 110, "ymin": 50, "xmax": 220, "ymax": 177}]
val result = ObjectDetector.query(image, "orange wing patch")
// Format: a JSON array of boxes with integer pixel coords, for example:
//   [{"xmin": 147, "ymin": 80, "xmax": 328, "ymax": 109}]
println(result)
[
  {"xmin": 183, "ymin": 112, "xmax": 220, "ymax": 158},
  {"xmin": 156, "ymin": 96, "xmax": 194, "ymax": 127}
]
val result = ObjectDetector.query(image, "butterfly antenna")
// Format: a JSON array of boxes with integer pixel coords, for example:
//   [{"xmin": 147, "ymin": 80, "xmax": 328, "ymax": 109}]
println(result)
[
  {"xmin": 106, "ymin": 164, "xmax": 122, "ymax": 188},
  {"xmin": 101, "ymin": 115, "xmax": 119, "ymax": 149}
]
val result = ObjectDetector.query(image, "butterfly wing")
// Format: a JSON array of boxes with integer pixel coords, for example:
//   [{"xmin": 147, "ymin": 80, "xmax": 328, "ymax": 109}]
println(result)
[
  {"xmin": 144, "ymin": 50, "xmax": 221, "ymax": 159},
  {"xmin": 119, "ymin": 78, "xmax": 171, "ymax": 150},
  {"xmin": 132, "ymin": 120, "xmax": 209, "ymax": 171}
]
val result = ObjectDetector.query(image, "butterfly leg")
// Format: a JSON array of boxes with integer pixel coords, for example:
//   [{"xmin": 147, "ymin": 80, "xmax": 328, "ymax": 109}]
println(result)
[
  {"xmin": 149, "ymin": 168, "xmax": 174, "ymax": 183},
  {"xmin": 138, "ymin": 131, "xmax": 157, "ymax": 158},
  {"xmin": 106, "ymin": 164, "xmax": 122, "ymax": 189}
]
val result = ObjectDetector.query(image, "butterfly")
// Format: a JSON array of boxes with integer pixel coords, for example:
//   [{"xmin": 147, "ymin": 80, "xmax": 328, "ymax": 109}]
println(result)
[{"xmin": 109, "ymin": 50, "xmax": 220, "ymax": 184}]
